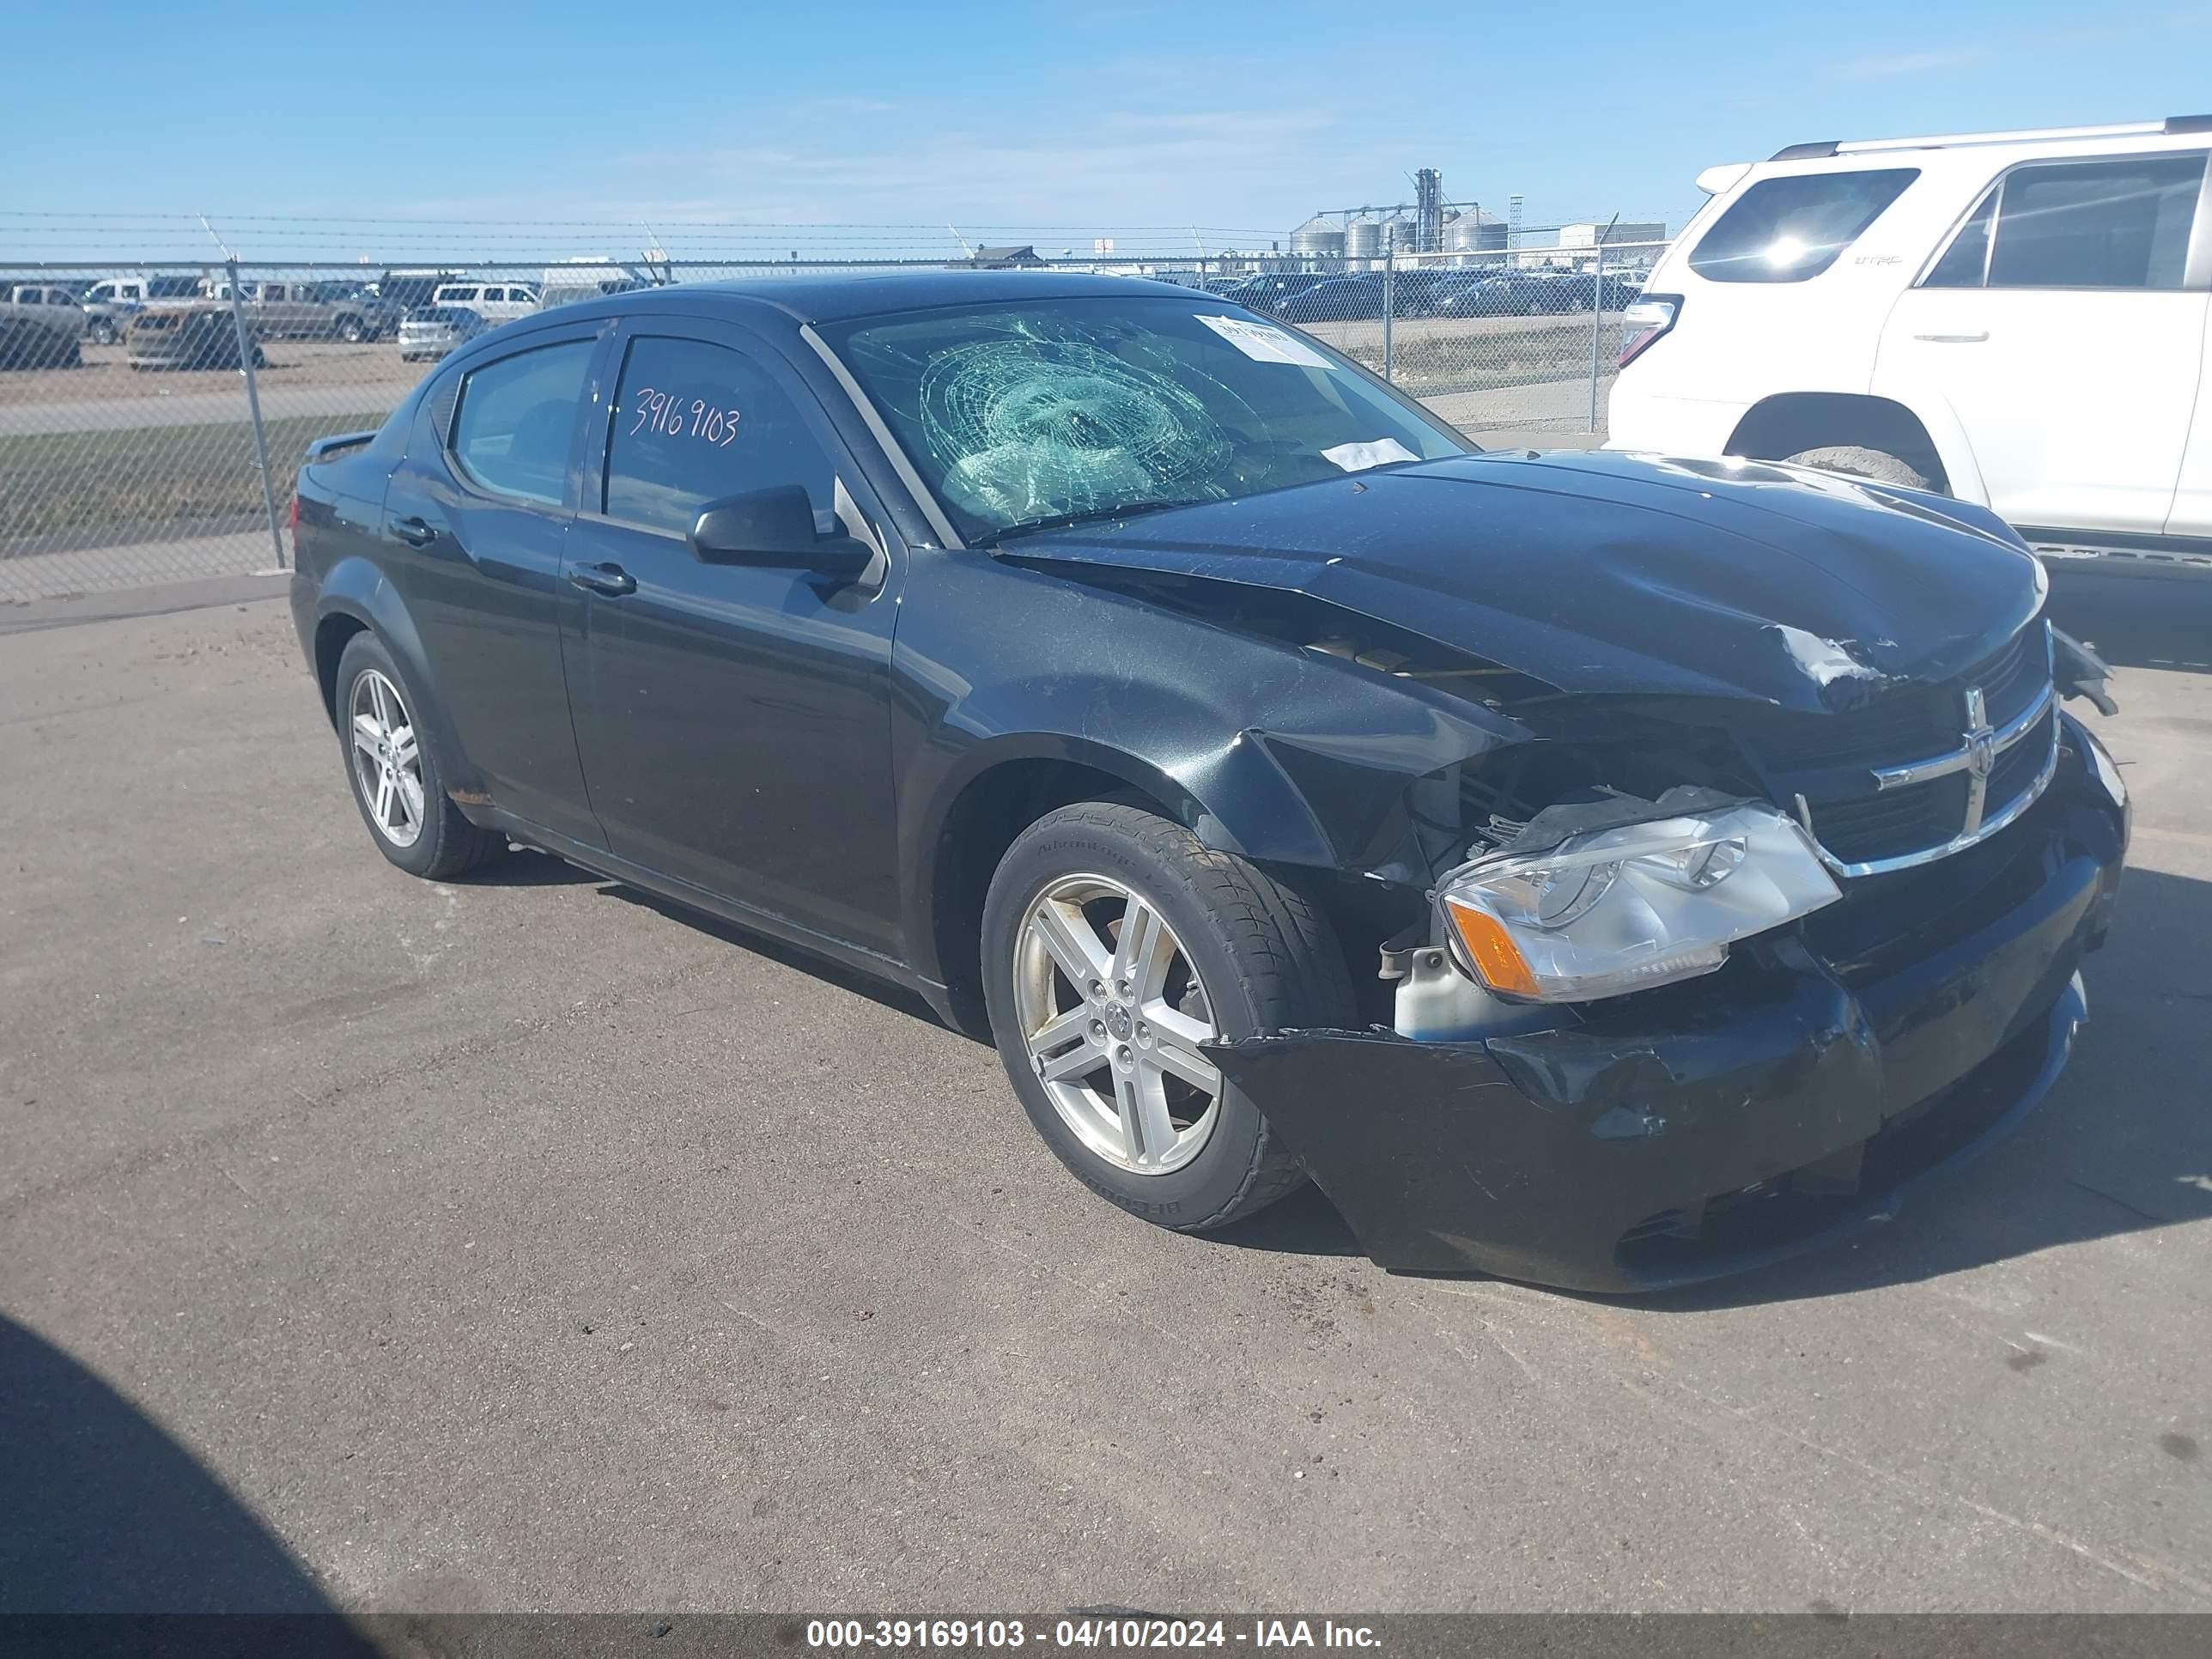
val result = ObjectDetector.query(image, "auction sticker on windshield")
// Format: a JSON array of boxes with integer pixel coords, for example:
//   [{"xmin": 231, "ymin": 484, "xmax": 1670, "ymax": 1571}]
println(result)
[{"xmin": 1194, "ymin": 313, "xmax": 1333, "ymax": 368}]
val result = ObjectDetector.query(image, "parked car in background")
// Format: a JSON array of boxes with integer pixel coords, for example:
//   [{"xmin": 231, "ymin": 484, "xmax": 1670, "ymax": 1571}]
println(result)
[
  {"xmin": 82, "ymin": 273, "xmax": 204, "ymax": 344},
  {"xmin": 289, "ymin": 272, "xmax": 2125, "ymax": 1292},
  {"xmin": 430, "ymin": 282, "xmax": 540, "ymax": 325},
  {"xmin": 125, "ymin": 305, "xmax": 265, "ymax": 371},
  {"xmin": 374, "ymin": 270, "xmax": 466, "ymax": 313},
  {"xmin": 537, "ymin": 260, "xmax": 661, "ymax": 310},
  {"xmin": 1275, "ymin": 272, "xmax": 1390, "ymax": 322},
  {"xmin": 1215, "ymin": 271, "xmax": 1334, "ymax": 312},
  {"xmin": 203, "ymin": 278, "xmax": 388, "ymax": 342},
  {"xmin": 1610, "ymin": 113, "xmax": 2212, "ymax": 576},
  {"xmin": 0, "ymin": 283, "xmax": 85, "ymax": 368},
  {"xmin": 1432, "ymin": 270, "xmax": 1570, "ymax": 318},
  {"xmin": 398, "ymin": 305, "xmax": 490, "ymax": 362},
  {"xmin": 1547, "ymin": 268, "xmax": 1647, "ymax": 313},
  {"xmin": 308, "ymin": 281, "xmax": 402, "ymax": 341}
]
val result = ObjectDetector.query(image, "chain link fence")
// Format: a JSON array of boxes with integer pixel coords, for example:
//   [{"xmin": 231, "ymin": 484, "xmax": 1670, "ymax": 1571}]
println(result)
[{"xmin": 0, "ymin": 220, "xmax": 1667, "ymax": 605}]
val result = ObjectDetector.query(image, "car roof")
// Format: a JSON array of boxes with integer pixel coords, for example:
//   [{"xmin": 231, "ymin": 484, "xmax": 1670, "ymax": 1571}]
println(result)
[{"xmin": 553, "ymin": 270, "xmax": 1210, "ymax": 330}]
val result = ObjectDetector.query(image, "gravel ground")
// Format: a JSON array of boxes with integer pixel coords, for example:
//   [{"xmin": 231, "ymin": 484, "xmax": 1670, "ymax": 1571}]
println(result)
[{"xmin": 0, "ymin": 572, "xmax": 2206, "ymax": 1614}]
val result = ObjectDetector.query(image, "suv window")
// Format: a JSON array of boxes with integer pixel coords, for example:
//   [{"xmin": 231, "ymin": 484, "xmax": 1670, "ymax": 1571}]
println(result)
[
  {"xmin": 1688, "ymin": 168, "xmax": 1919, "ymax": 283},
  {"xmin": 448, "ymin": 339, "xmax": 593, "ymax": 507},
  {"xmin": 602, "ymin": 335, "xmax": 836, "ymax": 535},
  {"xmin": 1923, "ymin": 188, "xmax": 1997, "ymax": 287},
  {"xmin": 1984, "ymin": 155, "xmax": 2203, "ymax": 290}
]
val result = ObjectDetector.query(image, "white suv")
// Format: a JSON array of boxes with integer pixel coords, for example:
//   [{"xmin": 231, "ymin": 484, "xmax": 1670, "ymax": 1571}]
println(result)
[
  {"xmin": 429, "ymin": 282, "xmax": 540, "ymax": 324},
  {"xmin": 1609, "ymin": 116, "xmax": 2212, "ymax": 576}
]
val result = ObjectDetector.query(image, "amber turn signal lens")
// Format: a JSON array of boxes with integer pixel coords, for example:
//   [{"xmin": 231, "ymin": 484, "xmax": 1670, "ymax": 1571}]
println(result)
[{"xmin": 1442, "ymin": 896, "xmax": 1541, "ymax": 1000}]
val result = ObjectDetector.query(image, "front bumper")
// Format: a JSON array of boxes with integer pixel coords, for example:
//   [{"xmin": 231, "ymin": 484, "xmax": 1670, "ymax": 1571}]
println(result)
[{"xmin": 1206, "ymin": 716, "xmax": 2128, "ymax": 1292}]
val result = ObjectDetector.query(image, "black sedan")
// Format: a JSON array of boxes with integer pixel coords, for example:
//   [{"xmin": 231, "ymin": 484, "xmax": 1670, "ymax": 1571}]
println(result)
[{"xmin": 289, "ymin": 272, "xmax": 2127, "ymax": 1291}]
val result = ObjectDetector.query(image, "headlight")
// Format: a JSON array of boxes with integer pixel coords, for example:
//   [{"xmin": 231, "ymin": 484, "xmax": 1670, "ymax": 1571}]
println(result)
[{"xmin": 1436, "ymin": 801, "xmax": 1842, "ymax": 1003}]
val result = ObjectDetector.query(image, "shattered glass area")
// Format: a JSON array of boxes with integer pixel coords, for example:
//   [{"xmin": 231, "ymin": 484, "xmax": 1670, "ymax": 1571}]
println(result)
[
  {"xmin": 919, "ymin": 327, "xmax": 1243, "ymax": 526},
  {"xmin": 823, "ymin": 295, "xmax": 1467, "ymax": 542}
]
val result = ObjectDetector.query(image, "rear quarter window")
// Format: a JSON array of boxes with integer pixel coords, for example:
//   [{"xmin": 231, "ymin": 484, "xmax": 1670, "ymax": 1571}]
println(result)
[
  {"xmin": 447, "ymin": 339, "xmax": 594, "ymax": 506},
  {"xmin": 1688, "ymin": 168, "xmax": 1920, "ymax": 283}
]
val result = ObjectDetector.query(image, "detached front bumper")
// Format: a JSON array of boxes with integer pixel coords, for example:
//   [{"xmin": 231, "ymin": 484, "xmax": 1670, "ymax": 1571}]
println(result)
[{"xmin": 1206, "ymin": 716, "xmax": 2128, "ymax": 1292}]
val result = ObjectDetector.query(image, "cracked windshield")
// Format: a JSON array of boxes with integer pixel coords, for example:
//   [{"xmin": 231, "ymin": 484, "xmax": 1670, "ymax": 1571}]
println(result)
[{"xmin": 824, "ymin": 296, "xmax": 1468, "ymax": 541}]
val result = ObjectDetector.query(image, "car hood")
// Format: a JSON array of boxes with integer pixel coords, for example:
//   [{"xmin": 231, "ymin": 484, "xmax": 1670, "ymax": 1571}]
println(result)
[{"xmin": 999, "ymin": 449, "xmax": 2046, "ymax": 714}]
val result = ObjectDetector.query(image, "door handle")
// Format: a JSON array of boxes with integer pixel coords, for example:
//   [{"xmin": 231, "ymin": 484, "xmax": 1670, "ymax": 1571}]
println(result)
[
  {"xmin": 568, "ymin": 562, "xmax": 636, "ymax": 598},
  {"xmin": 390, "ymin": 514, "xmax": 438, "ymax": 547},
  {"xmin": 1911, "ymin": 331, "xmax": 1989, "ymax": 343}
]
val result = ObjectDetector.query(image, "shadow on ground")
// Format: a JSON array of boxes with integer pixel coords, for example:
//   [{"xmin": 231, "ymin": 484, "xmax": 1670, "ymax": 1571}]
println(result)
[{"xmin": 0, "ymin": 1314, "xmax": 374, "ymax": 1644}]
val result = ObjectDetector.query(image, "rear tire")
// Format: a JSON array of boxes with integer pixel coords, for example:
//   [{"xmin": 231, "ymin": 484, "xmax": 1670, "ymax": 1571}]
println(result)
[
  {"xmin": 1780, "ymin": 444, "xmax": 1942, "ymax": 494},
  {"xmin": 333, "ymin": 631, "xmax": 504, "ymax": 881},
  {"xmin": 981, "ymin": 800, "xmax": 1355, "ymax": 1234}
]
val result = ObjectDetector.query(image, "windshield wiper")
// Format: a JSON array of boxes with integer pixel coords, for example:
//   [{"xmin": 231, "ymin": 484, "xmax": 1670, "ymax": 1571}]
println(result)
[{"xmin": 990, "ymin": 497, "xmax": 1212, "ymax": 545}]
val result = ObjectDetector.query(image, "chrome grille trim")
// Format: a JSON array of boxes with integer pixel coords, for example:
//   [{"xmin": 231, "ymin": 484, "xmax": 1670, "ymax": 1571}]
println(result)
[
  {"xmin": 1812, "ymin": 707, "xmax": 2061, "ymax": 878},
  {"xmin": 1788, "ymin": 622, "xmax": 2060, "ymax": 878},
  {"xmin": 1869, "ymin": 680, "xmax": 2054, "ymax": 795}
]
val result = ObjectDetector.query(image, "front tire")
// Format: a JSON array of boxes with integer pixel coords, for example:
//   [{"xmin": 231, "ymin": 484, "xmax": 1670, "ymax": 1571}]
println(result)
[
  {"xmin": 1779, "ymin": 444, "xmax": 1941, "ymax": 493},
  {"xmin": 333, "ymin": 631, "xmax": 503, "ymax": 880},
  {"xmin": 981, "ymin": 801, "xmax": 1355, "ymax": 1233}
]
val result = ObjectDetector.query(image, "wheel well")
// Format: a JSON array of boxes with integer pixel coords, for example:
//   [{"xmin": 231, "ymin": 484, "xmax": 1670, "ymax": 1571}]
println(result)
[
  {"xmin": 1726, "ymin": 393, "xmax": 1948, "ymax": 491},
  {"xmin": 313, "ymin": 613, "xmax": 368, "ymax": 726},
  {"xmin": 928, "ymin": 761, "xmax": 1158, "ymax": 1038}
]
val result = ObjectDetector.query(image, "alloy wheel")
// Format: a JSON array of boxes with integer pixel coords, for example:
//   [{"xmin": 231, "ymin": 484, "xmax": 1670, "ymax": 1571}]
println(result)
[
  {"xmin": 1012, "ymin": 872, "xmax": 1224, "ymax": 1176},
  {"xmin": 348, "ymin": 668, "xmax": 426, "ymax": 848}
]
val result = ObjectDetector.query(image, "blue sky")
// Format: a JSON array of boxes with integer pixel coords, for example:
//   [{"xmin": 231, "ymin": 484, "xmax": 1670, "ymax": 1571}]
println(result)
[{"xmin": 3, "ymin": 0, "xmax": 2209, "ymax": 257}]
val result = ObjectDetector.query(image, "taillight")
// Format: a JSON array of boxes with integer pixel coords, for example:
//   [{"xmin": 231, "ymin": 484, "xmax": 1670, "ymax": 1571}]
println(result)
[
  {"xmin": 287, "ymin": 493, "xmax": 301, "ymax": 533},
  {"xmin": 1618, "ymin": 295, "xmax": 1680, "ymax": 369}
]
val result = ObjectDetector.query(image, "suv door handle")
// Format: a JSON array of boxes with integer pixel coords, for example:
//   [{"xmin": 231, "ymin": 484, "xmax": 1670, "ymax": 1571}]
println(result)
[
  {"xmin": 390, "ymin": 515, "xmax": 438, "ymax": 547},
  {"xmin": 569, "ymin": 562, "xmax": 636, "ymax": 597},
  {"xmin": 1912, "ymin": 331, "xmax": 1989, "ymax": 343}
]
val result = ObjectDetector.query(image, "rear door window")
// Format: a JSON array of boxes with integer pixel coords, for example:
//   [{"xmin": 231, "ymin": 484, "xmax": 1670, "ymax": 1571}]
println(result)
[
  {"xmin": 1984, "ymin": 155, "xmax": 2203, "ymax": 289},
  {"xmin": 599, "ymin": 334, "xmax": 836, "ymax": 535},
  {"xmin": 447, "ymin": 339, "xmax": 594, "ymax": 507},
  {"xmin": 1688, "ymin": 168, "xmax": 1919, "ymax": 282}
]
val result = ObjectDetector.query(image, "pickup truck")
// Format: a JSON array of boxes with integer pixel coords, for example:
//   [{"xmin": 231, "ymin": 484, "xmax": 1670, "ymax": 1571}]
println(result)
[
  {"xmin": 0, "ymin": 283, "xmax": 85, "ymax": 368},
  {"xmin": 82, "ymin": 273, "xmax": 206, "ymax": 344},
  {"xmin": 203, "ymin": 278, "xmax": 395, "ymax": 342}
]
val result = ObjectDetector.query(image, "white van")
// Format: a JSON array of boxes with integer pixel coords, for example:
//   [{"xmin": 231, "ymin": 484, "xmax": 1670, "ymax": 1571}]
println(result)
[
  {"xmin": 1608, "ymin": 115, "xmax": 2212, "ymax": 575},
  {"xmin": 429, "ymin": 282, "xmax": 540, "ymax": 324}
]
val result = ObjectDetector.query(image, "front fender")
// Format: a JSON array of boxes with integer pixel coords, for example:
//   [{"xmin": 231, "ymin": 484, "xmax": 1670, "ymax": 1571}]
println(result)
[
  {"xmin": 1864, "ymin": 368, "xmax": 1990, "ymax": 508},
  {"xmin": 891, "ymin": 557, "xmax": 1528, "ymax": 989}
]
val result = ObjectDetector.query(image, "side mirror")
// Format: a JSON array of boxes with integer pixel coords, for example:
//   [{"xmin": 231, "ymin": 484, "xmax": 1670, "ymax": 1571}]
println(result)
[{"xmin": 688, "ymin": 486, "xmax": 876, "ymax": 580}]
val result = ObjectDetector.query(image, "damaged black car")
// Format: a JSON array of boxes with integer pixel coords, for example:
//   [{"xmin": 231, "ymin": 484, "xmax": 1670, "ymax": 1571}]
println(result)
[{"xmin": 289, "ymin": 272, "xmax": 2129, "ymax": 1292}]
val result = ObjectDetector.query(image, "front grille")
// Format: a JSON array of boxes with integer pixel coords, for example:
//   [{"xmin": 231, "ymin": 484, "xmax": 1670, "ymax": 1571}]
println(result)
[
  {"xmin": 1739, "ymin": 623, "xmax": 2057, "ymax": 874},
  {"xmin": 1805, "ymin": 775, "xmax": 1972, "ymax": 865}
]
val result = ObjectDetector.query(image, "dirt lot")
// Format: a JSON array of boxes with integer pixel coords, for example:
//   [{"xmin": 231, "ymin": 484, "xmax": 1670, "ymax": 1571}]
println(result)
[
  {"xmin": 0, "ymin": 572, "xmax": 2206, "ymax": 1613},
  {"xmin": 0, "ymin": 337, "xmax": 428, "ymax": 411}
]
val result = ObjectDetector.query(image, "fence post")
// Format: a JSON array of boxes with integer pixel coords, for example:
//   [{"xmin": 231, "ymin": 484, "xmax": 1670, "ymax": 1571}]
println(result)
[
  {"xmin": 1382, "ymin": 246, "xmax": 1395, "ymax": 383},
  {"xmin": 225, "ymin": 258, "xmax": 289, "ymax": 571},
  {"xmin": 1588, "ymin": 240, "xmax": 1604, "ymax": 434}
]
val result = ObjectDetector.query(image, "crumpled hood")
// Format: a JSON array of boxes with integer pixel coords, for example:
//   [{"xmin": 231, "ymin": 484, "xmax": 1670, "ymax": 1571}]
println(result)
[{"xmin": 999, "ymin": 449, "xmax": 2047, "ymax": 713}]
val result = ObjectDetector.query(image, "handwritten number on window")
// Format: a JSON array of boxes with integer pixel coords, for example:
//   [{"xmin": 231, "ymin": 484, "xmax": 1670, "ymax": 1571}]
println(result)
[{"xmin": 628, "ymin": 386, "xmax": 739, "ymax": 447}]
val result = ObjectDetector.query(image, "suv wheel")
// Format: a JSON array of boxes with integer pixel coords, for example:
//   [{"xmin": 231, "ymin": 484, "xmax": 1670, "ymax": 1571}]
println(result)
[
  {"xmin": 334, "ymin": 632, "xmax": 504, "ymax": 880},
  {"xmin": 337, "ymin": 317, "xmax": 365, "ymax": 343},
  {"xmin": 89, "ymin": 319, "xmax": 118, "ymax": 346},
  {"xmin": 981, "ymin": 801, "xmax": 1354, "ymax": 1233},
  {"xmin": 1779, "ymin": 445, "xmax": 1942, "ymax": 494}
]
